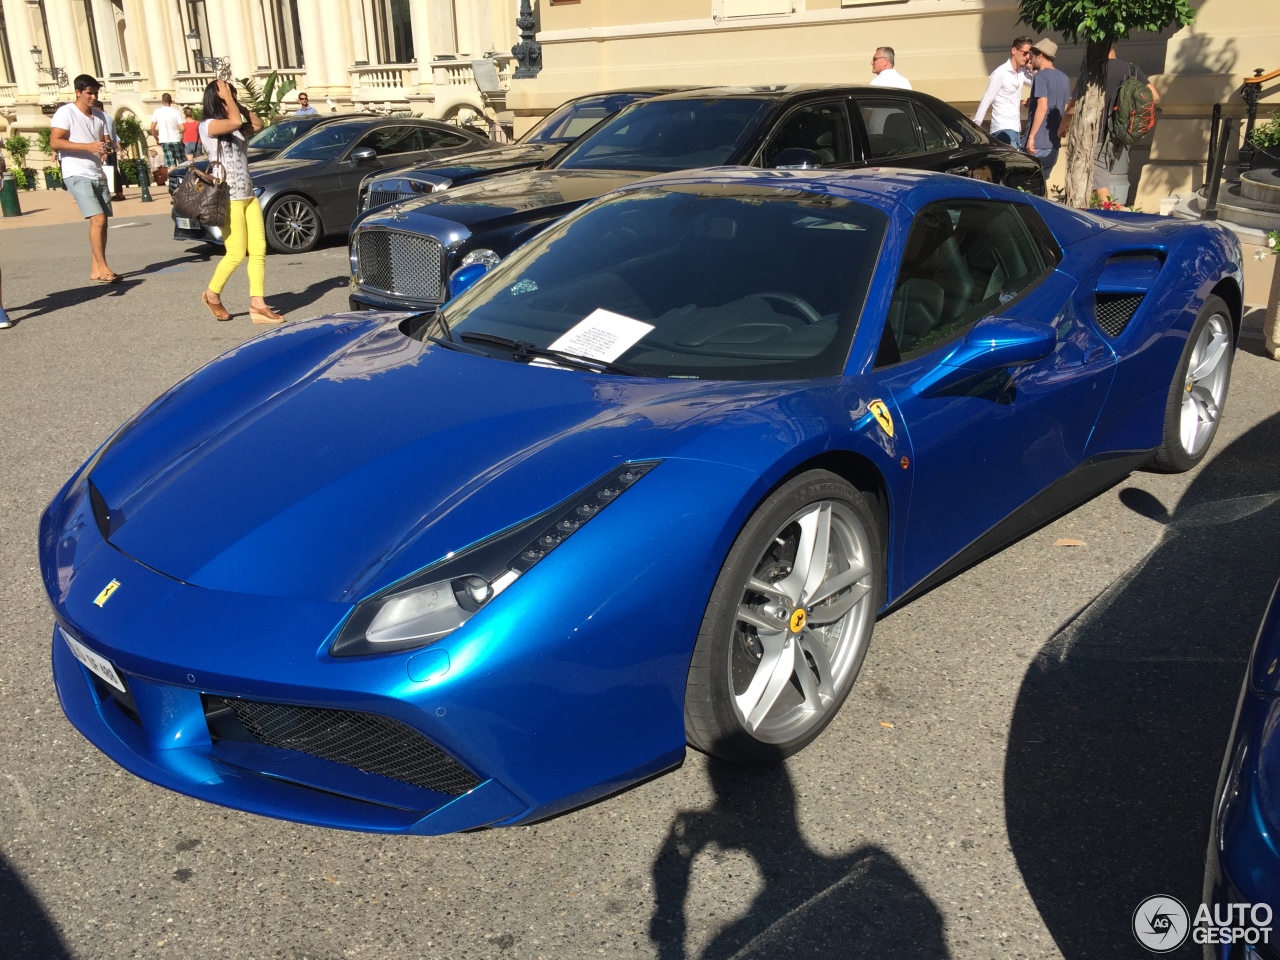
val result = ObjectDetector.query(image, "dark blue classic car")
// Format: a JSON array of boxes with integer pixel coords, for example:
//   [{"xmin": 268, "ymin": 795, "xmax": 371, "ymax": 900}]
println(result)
[
  {"xmin": 348, "ymin": 85, "xmax": 1046, "ymax": 313},
  {"xmin": 355, "ymin": 89, "xmax": 690, "ymax": 216}
]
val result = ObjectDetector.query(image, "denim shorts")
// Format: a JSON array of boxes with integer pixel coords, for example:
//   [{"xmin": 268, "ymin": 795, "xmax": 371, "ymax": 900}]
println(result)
[
  {"xmin": 184, "ymin": 142, "xmax": 198, "ymax": 157},
  {"xmin": 64, "ymin": 175, "xmax": 113, "ymax": 218}
]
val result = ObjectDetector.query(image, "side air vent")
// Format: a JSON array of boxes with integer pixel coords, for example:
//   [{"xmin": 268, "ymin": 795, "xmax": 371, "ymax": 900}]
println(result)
[{"xmin": 1095, "ymin": 294, "xmax": 1145, "ymax": 337}]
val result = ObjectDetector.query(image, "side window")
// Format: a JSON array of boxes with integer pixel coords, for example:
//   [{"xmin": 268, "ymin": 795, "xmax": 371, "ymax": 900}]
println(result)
[
  {"xmin": 760, "ymin": 102, "xmax": 853, "ymax": 167},
  {"xmin": 856, "ymin": 98, "xmax": 920, "ymax": 159},
  {"xmin": 359, "ymin": 126, "xmax": 426, "ymax": 156},
  {"xmin": 422, "ymin": 128, "xmax": 472, "ymax": 150},
  {"xmin": 881, "ymin": 201, "xmax": 1052, "ymax": 364},
  {"xmin": 911, "ymin": 105, "xmax": 956, "ymax": 153}
]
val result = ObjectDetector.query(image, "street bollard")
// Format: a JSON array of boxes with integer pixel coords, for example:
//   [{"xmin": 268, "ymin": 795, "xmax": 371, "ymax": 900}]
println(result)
[
  {"xmin": 136, "ymin": 136, "xmax": 152, "ymax": 203},
  {"xmin": 0, "ymin": 172, "xmax": 21, "ymax": 217}
]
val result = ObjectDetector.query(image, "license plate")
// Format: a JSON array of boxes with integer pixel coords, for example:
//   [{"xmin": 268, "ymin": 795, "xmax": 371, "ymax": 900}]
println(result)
[
  {"xmin": 61, "ymin": 627, "xmax": 126, "ymax": 692},
  {"xmin": 175, "ymin": 217, "xmax": 196, "ymax": 230}
]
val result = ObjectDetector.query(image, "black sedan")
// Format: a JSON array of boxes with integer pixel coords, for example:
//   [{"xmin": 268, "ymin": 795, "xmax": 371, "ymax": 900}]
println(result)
[
  {"xmin": 348, "ymin": 85, "xmax": 1046, "ymax": 312},
  {"xmin": 173, "ymin": 116, "xmax": 495, "ymax": 253},
  {"xmin": 355, "ymin": 88, "xmax": 694, "ymax": 215}
]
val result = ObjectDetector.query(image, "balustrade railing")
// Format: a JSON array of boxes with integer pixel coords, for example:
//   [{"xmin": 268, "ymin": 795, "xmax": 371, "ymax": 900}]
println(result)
[
  {"xmin": 351, "ymin": 64, "xmax": 412, "ymax": 100},
  {"xmin": 175, "ymin": 74, "xmax": 214, "ymax": 101},
  {"xmin": 0, "ymin": 83, "xmax": 17, "ymax": 110}
]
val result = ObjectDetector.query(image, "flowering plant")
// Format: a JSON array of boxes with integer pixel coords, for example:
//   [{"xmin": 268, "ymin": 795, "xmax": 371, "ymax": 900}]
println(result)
[{"xmin": 1267, "ymin": 230, "xmax": 1279, "ymax": 256}]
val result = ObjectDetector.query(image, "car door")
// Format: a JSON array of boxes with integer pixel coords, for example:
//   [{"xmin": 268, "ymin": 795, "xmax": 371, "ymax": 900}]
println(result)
[
  {"xmin": 852, "ymin": 96, "xmax": 973, "ymax": 178},
  {"xmin": 756, "ymin": 99, "xmax": 858, "ymax": 168},
  {"xmin": 334, "ymin": 125, "xmax": 433, "ymax": 229},
  {"xmin": 870, "ymin": 197, "xmax": 1116, "ymax": 589}
]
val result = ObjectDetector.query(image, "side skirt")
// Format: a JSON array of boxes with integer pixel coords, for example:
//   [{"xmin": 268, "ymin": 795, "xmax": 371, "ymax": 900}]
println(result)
[{"xmin": 890, "ymin": 450, "xmax": 1154, "ymax": 609}]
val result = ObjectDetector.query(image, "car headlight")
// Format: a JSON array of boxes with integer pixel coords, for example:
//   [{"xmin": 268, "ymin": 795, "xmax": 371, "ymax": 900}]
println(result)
[
  {"xmin": 252, "ymin": 186, "xmax": 263, "ymax": 197},
  {"xmin": 458, "ymin": 248, "xmax": 501, "ymax": 270},
  {"xmin": 358, "ymin": 183, "xmax": 370, "ymax": 212},
  {"xmin": 330, "ymin": 461, "xmax": 660, "ymax": 657}
]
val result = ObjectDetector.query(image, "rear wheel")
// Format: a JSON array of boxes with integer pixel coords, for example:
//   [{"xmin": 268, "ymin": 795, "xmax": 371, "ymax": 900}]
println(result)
[
  {"xmin": 1151, "ymin": 294, "xmax": 1233, "ymax": 472},
  {"xmin": 266, "ymin": 196, "xmax": 321, "ymax": 254},
  {"xmin": 685, "ymin": 471, "xmax": 882, "ymax": 764}
]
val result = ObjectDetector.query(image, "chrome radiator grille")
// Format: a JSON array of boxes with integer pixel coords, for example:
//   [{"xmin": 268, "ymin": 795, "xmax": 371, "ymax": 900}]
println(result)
[
  {"xmin": 355, "ymin": 229, "xmax": 444, "ymax": 302},
  {"xmin": 370, "ymin": 189, "xmax": 413, "ymax": 209}
]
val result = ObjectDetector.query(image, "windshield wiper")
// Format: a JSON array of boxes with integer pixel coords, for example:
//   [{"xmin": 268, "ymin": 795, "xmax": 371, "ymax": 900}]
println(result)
[{"xmin": 459, "ymin": 332, "xmax": 646, "ymax": 376}]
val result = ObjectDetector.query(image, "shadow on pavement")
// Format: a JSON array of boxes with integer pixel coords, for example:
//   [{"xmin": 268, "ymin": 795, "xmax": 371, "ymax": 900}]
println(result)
[
  {"xmin": 11, "ymin": 279, "xmax": 143, "ymax": 322},
  {"xmin": 649, "ymin": 759, "xmax": 950, "ymax": 960},
  {"xmin": 1005, "ymin": 411, "xmax": 1280, "ymax": 958},
  {"xmin": 0, "ymin": 853, "xmax": 73, "ymax": 959},
  {"xmin": 271, "ymin": 274, "xmax": 352, "ymax": 315}
]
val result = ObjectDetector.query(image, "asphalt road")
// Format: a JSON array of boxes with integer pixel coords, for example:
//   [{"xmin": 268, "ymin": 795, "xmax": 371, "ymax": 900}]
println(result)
[{"xmin": 2, "ymin": 213, "xmax": 1278, "ymax": 960}]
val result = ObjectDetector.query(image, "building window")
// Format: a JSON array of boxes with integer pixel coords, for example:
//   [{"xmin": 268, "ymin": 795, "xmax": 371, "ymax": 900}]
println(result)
[
  {"xmin": 372, "ymin": 0, "xmax": 414, "ymax": 65},
  {"xmin": 263, "ymin": 0, "xmax": 304, "ymax": 69},
  {"xmin": 80, "ymin": 0, "xmax": 103, "ymax": 76},
  {"xmin": 184, "ymin": 0, "xmax": 213, "ymax": 72},
  {"xmin": 0, "ymin": 6, "xmax": 14, "ymax": 83}
]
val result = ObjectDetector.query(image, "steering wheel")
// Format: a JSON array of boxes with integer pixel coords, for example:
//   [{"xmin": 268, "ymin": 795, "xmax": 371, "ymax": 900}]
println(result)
[{"xmin": 747, "ymin": 291, "xmax": 825, "ymax": 325}]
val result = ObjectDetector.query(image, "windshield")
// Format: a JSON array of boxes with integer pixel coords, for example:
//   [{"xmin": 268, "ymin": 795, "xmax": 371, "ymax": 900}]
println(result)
[
  {"xmin": 522, "ymin": 93, "xmax": 650, "ymax": 144},
  {"xmin": 279, "ymin": 124, "xmax": 363, "ymax": 160},
  {"xmin": 248, "ymin": 118, "xmax": 316, "ymax": 151},
  {"xmin": 553, "ymin": 99, "xmax": 771, "ymax": 173},
  {"xmin": 437, "ymin": 184, "xmax": 887, "ymax": 380}
]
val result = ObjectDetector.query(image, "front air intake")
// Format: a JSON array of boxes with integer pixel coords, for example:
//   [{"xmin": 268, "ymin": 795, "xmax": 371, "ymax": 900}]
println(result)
[
  {"xmin": 205, "ymin": 697, "xmax": 480, "ymax": 796},
  {"xmin": 354, "ymin": 228, "xmax": 445, "ymax": 303}
]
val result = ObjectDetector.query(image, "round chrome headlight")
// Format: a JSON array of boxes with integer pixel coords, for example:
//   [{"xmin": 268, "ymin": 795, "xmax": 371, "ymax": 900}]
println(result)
[{"xmin": 459, "ymin": 248, "xmax": 501, "ymax": 270}]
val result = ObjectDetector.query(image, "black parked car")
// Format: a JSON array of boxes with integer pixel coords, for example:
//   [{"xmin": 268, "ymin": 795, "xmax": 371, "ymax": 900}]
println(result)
[
  {"xmin": 172, "ymin": 116, "xmax": 495, "ymax": 253},
  {"xmin": 348, "ymin": 85, "xmax": 1045, "ymax": 312},
  {"xmin": 355, "ymin": 88, "xmax": 694, "ymax": 215}
]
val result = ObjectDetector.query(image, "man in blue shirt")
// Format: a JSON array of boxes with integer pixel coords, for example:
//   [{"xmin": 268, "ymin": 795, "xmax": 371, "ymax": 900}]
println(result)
[
  {"xmin": 294, "ymin": 93, "xmax": 318, "ymax": 116},
  {"xmin": 1024, "ymin": 39, "xmax": 1069, "ymax": 179}
]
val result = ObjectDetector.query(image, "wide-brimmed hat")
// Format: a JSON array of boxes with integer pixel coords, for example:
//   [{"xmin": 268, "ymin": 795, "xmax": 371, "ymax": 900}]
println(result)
[{"xmin": 1031, "ymin": 38, "xmax": 1058, "ymax": 60}]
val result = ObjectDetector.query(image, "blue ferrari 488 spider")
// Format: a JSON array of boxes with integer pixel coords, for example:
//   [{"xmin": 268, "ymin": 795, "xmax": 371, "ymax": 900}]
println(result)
[{"xmin": 41, "ymin": 168, "xmax": 1242, "ymax": 834}]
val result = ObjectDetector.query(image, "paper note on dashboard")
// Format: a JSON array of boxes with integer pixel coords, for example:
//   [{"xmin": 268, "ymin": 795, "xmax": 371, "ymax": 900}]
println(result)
[{"xmin": 548, "ymin": 309, "xmax": 654, "ymax": 362}]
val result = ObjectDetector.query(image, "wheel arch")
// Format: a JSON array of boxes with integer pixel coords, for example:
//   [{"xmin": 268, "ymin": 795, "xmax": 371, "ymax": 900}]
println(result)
[{"xmin": 1209, "ymin": 275, "xmax": 1242, "ymax": 342}]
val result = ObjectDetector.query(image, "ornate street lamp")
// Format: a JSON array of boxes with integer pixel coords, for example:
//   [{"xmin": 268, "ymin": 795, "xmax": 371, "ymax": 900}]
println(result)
[
  {"xmin": 185, "ymin": 29, "xmax": 228, "ymax": 74},
  {"xmin": 511, "ymin": 0, "xmax": 541, "ymax": 79},
  {"xmin": 30, "ymin": 46, "xmax": 69, "ymax": 87}
]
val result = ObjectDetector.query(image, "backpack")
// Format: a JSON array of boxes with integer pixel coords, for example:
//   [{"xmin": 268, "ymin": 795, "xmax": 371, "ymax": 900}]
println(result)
[{"xmin": 1107, "ymin": 63, "xmax": 1157, "ymax": 147}]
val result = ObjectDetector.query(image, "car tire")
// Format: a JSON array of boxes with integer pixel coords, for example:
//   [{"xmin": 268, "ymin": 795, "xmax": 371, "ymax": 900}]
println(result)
[
  {"xmin": 1150, "ymin": 294, "xmax": 1234, "ymax": 473},
  {"xmin": 685, "ymin": 470, "xmax": 883, "ymax": 765},
  {"xmin": 265, "ymin": 195, "xmax": 322, "ymax": 254}
]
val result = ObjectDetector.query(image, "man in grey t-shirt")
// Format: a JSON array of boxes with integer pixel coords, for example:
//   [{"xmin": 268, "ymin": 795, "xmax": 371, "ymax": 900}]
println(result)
[{"xmin": 1024, "ymin": 39, "xmax": 1069, "ymax": 179}]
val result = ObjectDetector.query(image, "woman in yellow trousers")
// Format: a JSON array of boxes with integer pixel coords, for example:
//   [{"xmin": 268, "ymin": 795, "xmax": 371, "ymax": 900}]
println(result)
[{"xmin": 198, "ymin": 79, "xmax": 284, "ymax": 324}]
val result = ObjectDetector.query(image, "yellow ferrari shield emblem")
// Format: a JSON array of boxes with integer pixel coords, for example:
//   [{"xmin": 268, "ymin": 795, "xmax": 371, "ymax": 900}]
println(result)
[
  {"xmin": 868, "ymin": 399, "xmax": 894, "ymax": 438},
  {"xmin": 93, "ymin": 579, "xmax": 121, "ymax": 607},
  {"xmin": 789, "ymin": 608, "xmax": 807, "ymax": 633}
]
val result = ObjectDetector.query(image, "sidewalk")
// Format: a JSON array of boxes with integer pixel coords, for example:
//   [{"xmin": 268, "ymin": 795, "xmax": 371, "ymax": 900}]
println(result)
[{"xmin": 0, "ymin": 183, "xmax": 174, "ymax": 230}]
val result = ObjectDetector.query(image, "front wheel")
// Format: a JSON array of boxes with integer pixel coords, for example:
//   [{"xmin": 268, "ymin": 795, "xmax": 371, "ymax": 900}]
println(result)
[
  {"xmin": 265, "ymin": 196, "xmax": 322, "ymax": 254},
  {"xmin": 685, "ymin": 471, "xmax": 883, "ymax": 764},
  {"xmin": 1151, "ymin": 294, "xmax": 1234, "ymax": 472}
]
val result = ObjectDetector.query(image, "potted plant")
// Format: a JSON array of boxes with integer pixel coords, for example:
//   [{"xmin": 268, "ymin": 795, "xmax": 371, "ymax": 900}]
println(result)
[
  {"xmin": 1250, "ymin": 114, "xmax": 1280, "ymax": 169},
  {"xmin": 43, "ymin": 165, "xmax": 62, "ymax": 189},
  {"xmin": 4, "ymin": 132, "xmax": 31, "ymax": 186}
]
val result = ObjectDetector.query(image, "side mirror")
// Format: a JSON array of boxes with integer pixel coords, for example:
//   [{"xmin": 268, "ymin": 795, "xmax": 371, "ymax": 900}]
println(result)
[
  {"xmin": 448, "ymin": 262, "xmax": 490, "ymax": 299},
  {"xmin": 913, "ymin": 317, "xmax": 1057, "ymax": 397},
  {"xmin": 1096, "ymin": 254, "xmax": 1162, "ymax": 295},
  {"xmin": 350, "ymin": 147, "xmax": 377, "ymax": 164},
  {"xmin": 770, "ymin": 148, "xmax": 822, "ymax": 169}
]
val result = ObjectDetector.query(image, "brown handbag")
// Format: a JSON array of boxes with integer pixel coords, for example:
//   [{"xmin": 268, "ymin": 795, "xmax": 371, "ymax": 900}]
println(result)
[{"xmin": 172, "ymin": 136, "xmax": 229, "ymax": 229}]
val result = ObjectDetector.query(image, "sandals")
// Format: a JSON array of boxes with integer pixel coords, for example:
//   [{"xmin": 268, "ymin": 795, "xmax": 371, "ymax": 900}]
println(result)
[
  {"xmin": 201, "ymin": 290, "xmax": 232, "ymax": 322},
  {"xmin": 91, "ymin": 273, "xmax": 123, "ymax": 284},
  {"xmin": 250, "ymin": 305, "xmax": 286, "ymax": 325}
]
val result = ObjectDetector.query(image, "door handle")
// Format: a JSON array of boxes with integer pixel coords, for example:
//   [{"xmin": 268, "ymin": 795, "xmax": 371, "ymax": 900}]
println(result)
[{"xmin": 946, "ymin": 165, "xmax": 971, "ymax": 176}]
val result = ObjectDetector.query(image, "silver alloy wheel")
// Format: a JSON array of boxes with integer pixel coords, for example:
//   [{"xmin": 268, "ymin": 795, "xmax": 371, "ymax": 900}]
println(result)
[
  {"xmin": 1179, "ymin": 311, "xmax": 1231, "ymax": 457},
  {"xmin": 730, "ymin": 500, "xmax": 876, "ymax": 744},
  {"xmin": 271, "ymin": 199, "xmax": 318, "ymax": 250}
]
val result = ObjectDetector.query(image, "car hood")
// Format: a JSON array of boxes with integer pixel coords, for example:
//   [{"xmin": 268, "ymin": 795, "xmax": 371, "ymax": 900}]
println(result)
[
  {"xmin": 373, "ymin": 168, "xmax": 646, "ymax": 232},
  {"xmin": 389, "ymin": 142, "xmax": 562, "ymax": 183},
  {"xmin": 85, "ymin": 315, "xmax": 770, "ymax": 605}
]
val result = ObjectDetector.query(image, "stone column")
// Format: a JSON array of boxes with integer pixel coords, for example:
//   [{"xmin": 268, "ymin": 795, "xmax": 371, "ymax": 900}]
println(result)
[
  {"xmin": 92, "ymin": 0, "xmax": 123, "ymax": 75},
  {"xmin": 410, "ymin": 0, "xmax": 433, "ymax": 93},
  {"xmin": 294, "ymin": 0, "xmax": 329, "ymax": 94},
  {"xmin": 137, "ymin": 0, "xmax": 176, "ymax": 92},
  {"xmin": 166, "ymin": 0, "xmax": 191, "ymax": 75},
  {"xmin": 203, "ymin": 0, "xmax": 238, "ymax": 75},
  {"xmin": 319, "ymin": 0, "xmax": 352, "ymax": 95},
  {"xmin": 2, "ymin": 0, "xmax": 42, "ymax": 95},
  {"xmin": 248, "ymin": 0, "xmax": 271, "ymax": 71},
  {"xmin": 43, "ymin": 0, "xmax": 86, "ymax": 80},
  {"xmin": 348, "ymin": 0, "xmax": 368, "ymax": 64}
]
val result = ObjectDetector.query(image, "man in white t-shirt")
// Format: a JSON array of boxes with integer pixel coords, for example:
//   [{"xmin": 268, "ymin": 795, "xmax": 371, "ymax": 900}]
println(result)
[
  {"xmin": 50, "ymin": 74, "xmax": 121, "ymax": 283},
  {"xmin": 150, "ymin": 93, "xmax": 185, "ymax": 168},
  {"xmin": 973, "ymin": 36, "xmax": 1034, "ymax": 149},
  {"xmin": 869, "ymin": 47, "xmax": 912, "ymax": 90}
]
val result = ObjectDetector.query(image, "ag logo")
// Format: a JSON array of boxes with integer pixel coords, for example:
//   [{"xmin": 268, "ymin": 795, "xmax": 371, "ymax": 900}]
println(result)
[
  {"xmin": 1133, "ymin": 895, "xmax": 1190, "ymax": 953},
  {"xmin": 867, "ymin": 399, "xmax": 894, "ymax": 438},
  {"xmin": 93, "ymin": 579, "xmax": 121, "ymax": 607}
]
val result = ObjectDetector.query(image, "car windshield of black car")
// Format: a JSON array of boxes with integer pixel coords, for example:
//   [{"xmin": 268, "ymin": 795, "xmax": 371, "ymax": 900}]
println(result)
[
  {"xmin": 436, "ymin": 184, "xmax": 887, "ymax": 381},
  {"xmin": 523, "ymin": 93, "xmax": 648, "ymax": 144},
  {"xmin": 278, "ymin": 124, "xmax": 364, "ymax": 160},
  {"xmin": 248, "ymin": 118, "xmax": 314, "ymax": 150},
  {"xmin": 553, "ymin": 99, "xmax": 771, "ymax": 173}
]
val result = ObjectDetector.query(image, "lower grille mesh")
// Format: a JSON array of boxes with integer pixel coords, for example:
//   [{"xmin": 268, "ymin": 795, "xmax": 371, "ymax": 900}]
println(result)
[
  {"xmin": 355, "ymin": 229, "xmax": 444, "ymax": 302},
  {"xmin": 1095, "ymin": 294, "xmax": 1144, "ymax": 337},
  {"xmin": 219, "ymin": 698, "xmax": 479, "ymax": 796}
]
